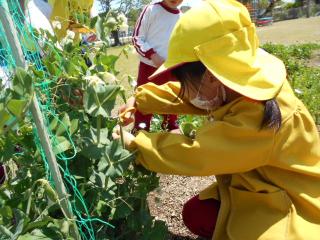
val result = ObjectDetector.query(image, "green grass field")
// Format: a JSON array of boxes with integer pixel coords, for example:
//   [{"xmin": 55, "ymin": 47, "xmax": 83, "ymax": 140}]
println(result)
[{"xmin": 109, "ymin": 46, "xmax": 139, "ymax": 78}]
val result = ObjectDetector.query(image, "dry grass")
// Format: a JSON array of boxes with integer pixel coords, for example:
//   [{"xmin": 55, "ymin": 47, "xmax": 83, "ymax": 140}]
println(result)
[{"xmin": 256, "ymin": 16, "xmax": 320, "ymax": 45}]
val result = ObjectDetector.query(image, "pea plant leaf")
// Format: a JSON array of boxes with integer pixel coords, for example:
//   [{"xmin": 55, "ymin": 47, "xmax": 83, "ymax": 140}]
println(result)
[{"xmin": 83, "ymin": 81, "xmax": 121, "ymax": 118}]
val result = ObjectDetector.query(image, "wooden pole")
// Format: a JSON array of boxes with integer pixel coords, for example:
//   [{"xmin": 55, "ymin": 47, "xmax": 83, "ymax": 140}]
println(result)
[{"xmin": 0, "ymin": 1, "xmax": 80, "ymax": 239}]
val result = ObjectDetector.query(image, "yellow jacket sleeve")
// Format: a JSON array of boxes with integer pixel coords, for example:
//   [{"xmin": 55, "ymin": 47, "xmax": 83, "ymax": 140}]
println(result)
[
  {"xmin": 135, "ymin": 81, "xmax": 206, "ymax": 115},
  {"xmin": 134, "ymin": 99, "xmax": 275, "ymax": 176}
]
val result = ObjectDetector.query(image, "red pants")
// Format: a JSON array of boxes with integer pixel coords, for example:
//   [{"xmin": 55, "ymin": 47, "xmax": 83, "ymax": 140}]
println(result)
[
  {"xmin": 134, "ymin": 62, "xmax": 178, "ymax": 131},
  {"xmin": 182, "ymin": 195, "xmax": 220, "ymax": 238}
]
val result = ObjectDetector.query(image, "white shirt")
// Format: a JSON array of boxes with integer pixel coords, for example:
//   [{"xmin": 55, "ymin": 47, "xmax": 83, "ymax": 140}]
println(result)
[
  {"xmin": 132, "ymin": 2, "xmax": 182, "ymax": 67},
  {"xmin": 26, "ymin": 0, "xmax": 54, "ymax": 35}
]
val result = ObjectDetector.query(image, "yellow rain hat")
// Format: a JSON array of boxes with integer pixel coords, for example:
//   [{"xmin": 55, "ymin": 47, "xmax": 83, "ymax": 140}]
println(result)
[{"xmin": 150, "ymin": 0, "xmax": 287, "ymax": 100}]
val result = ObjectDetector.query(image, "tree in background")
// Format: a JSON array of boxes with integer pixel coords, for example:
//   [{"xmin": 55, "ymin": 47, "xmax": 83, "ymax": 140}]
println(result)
[
  {"xmin": 241, "ymin": 0, "xmax": 316, "ymax": 19},
  {"xmin": 284, "ymin": 0, "xmax": 316, "ymax": 17},
  {"xmin": 258, "ymin": 0, "xmax": 276, "ymax": 17},
  {"xmin": 97, "ymin": 0, "xmax": 152, "ymax": 46},
  {"xmin": 302, "ymin": 0, "xmax": 311, "ymax": 17},
  {"xmin": 97, "ymin": 0, "xmax": 151, "ymax": 14},
  {"xmin": 97, "ymin": 0, "xmax": 113, "ymax": 12},
  {"xmin": 121, "ymin": 0, "xmax": 151, "ymax": 27}
]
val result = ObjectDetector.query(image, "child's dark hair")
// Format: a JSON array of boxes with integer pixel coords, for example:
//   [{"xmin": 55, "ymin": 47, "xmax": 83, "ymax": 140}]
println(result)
[
  {"xmin": 261, "ymin": 99, "xmax": 282, "ymax": 131},
  {"xmin": 171, "ymin": 61, "xmax": 206, "ymax": 101},
  {"xmin": 171, "ymin": 61, "xmax": 282, "ymax": 131}
]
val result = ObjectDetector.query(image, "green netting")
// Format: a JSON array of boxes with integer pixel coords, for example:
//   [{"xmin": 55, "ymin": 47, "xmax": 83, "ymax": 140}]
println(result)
[
  {"xmin": 0, "ymin": 0, "xmax": 113, "ymax": 239},
  {"xmin": 0, "ymin": 23, "xmax": 15, "ymax": 91}
]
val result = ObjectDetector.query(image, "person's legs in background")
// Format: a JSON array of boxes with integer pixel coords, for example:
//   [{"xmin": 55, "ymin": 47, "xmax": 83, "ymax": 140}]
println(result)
[
  {"xmin": 182, "ymin": 195, "xmax": 220, "ymax": 239},
  {"xmin": 133, "ymin": 62, "xmax": 179, "ymax": 132},
  {"xmin": 133, "ymin": 110, "xmax": 153, "ymax": 132},
  {"xmin": 153, "ymin": 70, "xmax": 179, "ymax": 131},
  {"xmin": 161, "ymin": 114, "xmax": 179, "ymax": 131},
  {"xmin": 133, "ymin": 62, "xmax": 157, "ymax": 132}
]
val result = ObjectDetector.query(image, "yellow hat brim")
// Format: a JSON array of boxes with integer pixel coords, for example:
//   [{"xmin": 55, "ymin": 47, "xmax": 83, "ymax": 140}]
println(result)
[
  {"xmin": 194, "ymin": 24, "xmax": 286, "ymax": 100},
  {"xmin": 205, "ymin": 48, "xmax": 286, "ymax": 100},
  {"xmin": 150, "ymin": 61, "xmax": 186, "ymax": 80},
  {"xmin": 150, "ymin": 25, "xmax": 286, "ymax": 100}
]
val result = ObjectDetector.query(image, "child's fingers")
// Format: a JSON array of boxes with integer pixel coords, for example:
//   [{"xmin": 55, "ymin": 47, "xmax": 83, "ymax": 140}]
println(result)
[
  {"xmin": 119, "ymin": 107, "xmax": 136, "ymax": 125},
  {"xmin": 118, "ymin": 104, "xmax": 127, "ymax": 114},
  {"xmin": 112, "ymin": 132, "xmax": 120, "ymax": 140},
  {"xmin": 122, "ymin": 115, "xmax": 134, "ymax": 126},
  {"xmin": 112, "ymin": 125, "xmax": 121, "ymax": 139}
]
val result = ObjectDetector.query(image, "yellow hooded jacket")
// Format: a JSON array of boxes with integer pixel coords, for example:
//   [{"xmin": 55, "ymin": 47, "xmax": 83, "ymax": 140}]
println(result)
[
  {"xmin": 134, "ymin": 80, "xmax": 320, "ymax": 240},
  {"xmin": 135, "ymin": 0, "xmax": 320, "ymax": 240}
]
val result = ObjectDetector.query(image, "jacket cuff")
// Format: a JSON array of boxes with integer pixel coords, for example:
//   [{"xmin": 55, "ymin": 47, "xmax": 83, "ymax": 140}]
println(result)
[{"xmin": 145, "ymin": 48, "xmax": 156, "ymax": 60}]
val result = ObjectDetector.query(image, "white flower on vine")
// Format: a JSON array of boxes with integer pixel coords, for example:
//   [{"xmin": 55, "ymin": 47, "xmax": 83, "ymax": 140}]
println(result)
[
  {"xmin": 52, "ymin": 20, "xmax": 62, "ymax": 30},
  {"xmin": 99, "ymin": 72, "xmax": 116, "ymax": 83},
  {"xmin": 60, "ymin": 36, "xmax": 73, "ymax": 47},
  {"xmin": 130, "ymin": 80, "xmax": 137, "ymax": 88},
  {"xmin": 107, "ymin": 17, "xmax": 117, "ymax": 26},
  {"xmin": 119, "ymin": 23, "xmax": 129, "ymax": 32},
  {"xmin": 60, "ymin": 37, "xmax": 72, "ymax": 47},
  {"xmin": 85, "ymin": 75, "xmax": 105, "ymax": 87},
  {"xmin": 66, "ymin": 30, "xmax": 75, "ymax": 40},
  {"xmin": 118, "ymin": 13, "xmax": 127, "ymax": 23},
  {"xmin": 60, "ymin": 30, "xmax": 76, "ymax": 47}
]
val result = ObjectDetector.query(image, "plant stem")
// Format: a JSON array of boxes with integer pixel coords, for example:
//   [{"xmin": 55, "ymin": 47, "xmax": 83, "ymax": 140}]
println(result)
[
  {"xmin": 0, "ymin": 225, "xmax": 13, "ymax": 238},
  {"xmin": 96, "ymin": 115, "xmax": 101, "ymax": 145},
  {"xmin": 119, "ymin": 124, "xmax": 125, "ymax": 149}
]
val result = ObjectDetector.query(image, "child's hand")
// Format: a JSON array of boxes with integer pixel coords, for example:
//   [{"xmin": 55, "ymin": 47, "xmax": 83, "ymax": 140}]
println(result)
[
  {"xmin": 118, "ymin": 106, "xmax": 135, "ymax": 125},
  {"xmin": 118, "ymin": 97, "xmax": 136, "ymax": 126},
  {"xmin": 112, "ymin": 125, "xmax": 136, "ymax": 150},
  {"xmin": 151, "ymin": 53, "xmax": 164, "ymax": 68}
]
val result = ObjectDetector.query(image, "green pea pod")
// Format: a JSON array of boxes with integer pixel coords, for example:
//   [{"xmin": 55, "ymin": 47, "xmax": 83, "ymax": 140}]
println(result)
[
  {"xmin": 43, "ymin": 180, "xmax": 59, "ymax": 203},
  {"xmin": 36, "ymin": 179, "xmax": 59, "ymax": 202}
]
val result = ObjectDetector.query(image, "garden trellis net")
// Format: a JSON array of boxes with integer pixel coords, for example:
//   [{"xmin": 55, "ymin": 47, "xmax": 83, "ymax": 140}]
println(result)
[{"xmin": 0, "ymin": 0, "xmax": 113, "ymax": 239}]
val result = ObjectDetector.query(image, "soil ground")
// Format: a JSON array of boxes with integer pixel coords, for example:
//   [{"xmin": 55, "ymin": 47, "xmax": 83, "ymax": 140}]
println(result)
[{"xmin": 148, "ymin": 175, "xmax": 215, "ymax": 239}]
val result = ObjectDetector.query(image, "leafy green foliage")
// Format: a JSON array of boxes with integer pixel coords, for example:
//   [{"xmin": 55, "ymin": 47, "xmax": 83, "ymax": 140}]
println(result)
[
  {"xmin": 178, "ymin": 115, "xmax": 205, "ymax": 139},
  {"xmin": 262, "ymin": 43, "xmax": 320, "ymax": 124},
  {"xmin": 0, "ymin": 20, "xmax": 167, "ymax": 240},
  {"xmin": 0, "ymin": 68, "xmax": 34, "ymax": 134}
]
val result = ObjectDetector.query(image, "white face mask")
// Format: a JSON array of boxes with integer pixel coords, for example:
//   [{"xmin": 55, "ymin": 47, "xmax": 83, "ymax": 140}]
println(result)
[{"xmin": 190, "ymin": 85, "xmax": 226, "ymax": 111}]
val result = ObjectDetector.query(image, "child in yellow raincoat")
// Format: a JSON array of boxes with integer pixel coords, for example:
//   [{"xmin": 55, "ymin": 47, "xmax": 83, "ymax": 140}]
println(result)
[{"xmin": 113, "ymin": 0, "xmax": 320, "ymax": 239}]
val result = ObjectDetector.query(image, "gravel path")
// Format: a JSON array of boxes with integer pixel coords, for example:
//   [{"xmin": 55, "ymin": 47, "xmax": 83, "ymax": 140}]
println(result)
[{"xmin": 148, "ymin": 175, "xmax": 215, "ymax": 239}]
